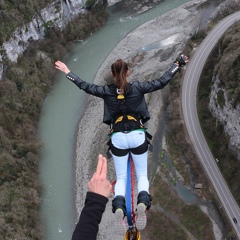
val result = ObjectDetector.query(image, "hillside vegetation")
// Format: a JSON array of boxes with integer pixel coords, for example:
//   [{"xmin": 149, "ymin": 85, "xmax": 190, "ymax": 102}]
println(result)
[
  {"xmin": 0, "ymin": 0, "xmax": 56, "ymax": 44},
  {"xmin": 198, "ymin": 21, "xmax": 240, "ymax": 206},
  {"xmin": 0, "ymin": 2, "xmax": 108, "ymax": 239}
]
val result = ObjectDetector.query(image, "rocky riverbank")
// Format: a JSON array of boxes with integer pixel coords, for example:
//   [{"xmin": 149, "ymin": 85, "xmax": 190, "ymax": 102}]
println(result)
[{"xmin": 73, "ymin": 1, "xmax": 215, "ymax": 239}]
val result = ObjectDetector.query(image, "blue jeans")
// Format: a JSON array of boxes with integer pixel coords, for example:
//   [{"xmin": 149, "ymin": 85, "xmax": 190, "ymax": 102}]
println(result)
[{"xmin": 111, "ymin": 130, "xmax": 149, "ymax": 197}]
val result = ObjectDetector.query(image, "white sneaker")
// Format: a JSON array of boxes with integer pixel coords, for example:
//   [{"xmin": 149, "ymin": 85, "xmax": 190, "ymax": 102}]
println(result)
[
  {"xmin": 115, "ymin": 209, "xmax": 127, "ymax": 235},
  {"xmin": 135, "ymin": 203, "xmax": 147, "ymax": 230}
]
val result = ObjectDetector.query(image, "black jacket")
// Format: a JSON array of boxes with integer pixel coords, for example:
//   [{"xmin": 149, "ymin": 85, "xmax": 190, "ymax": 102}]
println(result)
[
  {"xmin": 71, "ymin": 192, "xmax": 108, "ymax": 240},
  {"xmin": 66, "ymin": 63, "xmax": 179, "ymax": 125}
]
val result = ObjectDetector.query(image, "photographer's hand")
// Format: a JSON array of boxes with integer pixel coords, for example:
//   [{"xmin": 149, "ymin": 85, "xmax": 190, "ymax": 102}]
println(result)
[{"xmin": 88, "ymin": 154, "xmax": 112, "ymax": 198}]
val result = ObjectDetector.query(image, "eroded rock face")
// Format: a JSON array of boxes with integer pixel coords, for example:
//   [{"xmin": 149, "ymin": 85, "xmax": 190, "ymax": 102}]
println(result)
[
  {"xmin": 209, "ymin": 76, "xmax": 240, "ymax": 150},
  {"xmin": 1, "ymin": 0, "xmax": 85, "ymax": 65},
  {"xmin": 211, "ymin": 0, "xmax": 240, "ymax": 18},
  {"xmin": 0, "ymin": 0, "xmax": 110, "ymax": 79},
  {"xmin": 107, "ymin": 0, "xmax": 122, "ymax": 6},
  {"xmin": 107, "ymin": 0, "xmax": 166, "ymax": 15}
]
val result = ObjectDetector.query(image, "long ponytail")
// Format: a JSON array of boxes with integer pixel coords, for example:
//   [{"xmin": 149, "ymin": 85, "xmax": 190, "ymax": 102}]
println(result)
[{"xmin": 111, "ymin": 59, "xmax": 129, "ymax": 93}]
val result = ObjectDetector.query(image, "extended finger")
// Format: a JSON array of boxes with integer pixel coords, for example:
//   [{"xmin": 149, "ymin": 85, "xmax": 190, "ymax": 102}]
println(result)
[
  {"xmin": 55, "ymin": 61, "xmax": 61, "ymax": 68},
  {"xmin": 100, "ymin": 155, "xmax": 107, "ymax": 179},
  {"xmin": 95, "ymin": 154, "xmax": 104, "ymax": 176}
]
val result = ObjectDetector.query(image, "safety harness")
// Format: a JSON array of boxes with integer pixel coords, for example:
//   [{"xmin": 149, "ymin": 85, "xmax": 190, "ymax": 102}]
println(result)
[
  {"xmin": 110, "ymin": 91, "xmax": 145, "ymax": 134},
  {"xmin": 106, "ymin": 89, "xmax": 153, "ymax": 159}
]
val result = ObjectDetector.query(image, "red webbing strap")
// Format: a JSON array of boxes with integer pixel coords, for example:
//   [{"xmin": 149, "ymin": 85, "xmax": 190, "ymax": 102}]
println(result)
[{"xmin": 111, "ymin": 180, "xmax": 116, "ymax": 194}]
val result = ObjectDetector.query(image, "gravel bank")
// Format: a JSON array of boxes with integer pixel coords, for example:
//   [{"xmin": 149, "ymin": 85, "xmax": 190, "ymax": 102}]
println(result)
[{"xmin": 73, "ymin": 1, "xmax": 210, "ymax": 239}]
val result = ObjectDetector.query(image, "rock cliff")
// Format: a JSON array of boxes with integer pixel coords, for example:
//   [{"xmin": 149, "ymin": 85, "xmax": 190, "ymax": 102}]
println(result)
[
  {"xmin": 209, "ymin": 0, "xmax": 240, "ymax": 154},
  {"xmin": 1, "ymin": 1, "xmax": 85, "ymax": 64},
  {"xmin": 209, "ymin": 76, "xmax": 240, "ymax": 151},
  {"xmin": 0, "ymin": 0, "xmax": 107, "ymax": 79}
]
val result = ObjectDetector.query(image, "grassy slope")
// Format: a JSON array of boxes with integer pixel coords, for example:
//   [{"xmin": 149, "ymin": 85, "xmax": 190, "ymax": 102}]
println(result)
[{"xmin": 0, "ymin": 2, "xmax": 108, "ymax": 239}]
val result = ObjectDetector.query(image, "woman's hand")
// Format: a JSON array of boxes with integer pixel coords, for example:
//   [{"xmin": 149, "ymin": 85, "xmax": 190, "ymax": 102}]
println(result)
[
  {"xmin": 174, "ymin": 54, "xmax": 189, "ymax": 67},
  {"xmin": 55, "ymin": 61, "xmax": 70, "ymax": 74}
]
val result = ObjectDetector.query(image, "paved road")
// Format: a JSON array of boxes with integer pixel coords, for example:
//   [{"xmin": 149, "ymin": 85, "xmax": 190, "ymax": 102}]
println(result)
[{"xmin": 182, "ymin": 11, "xmax": 240, "ymax": 239}]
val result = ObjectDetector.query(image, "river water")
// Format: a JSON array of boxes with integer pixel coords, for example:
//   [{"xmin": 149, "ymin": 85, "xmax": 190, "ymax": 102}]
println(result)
[{"xmin": 37, "ymin": 0, "xmax": 218, "ymax": 239}]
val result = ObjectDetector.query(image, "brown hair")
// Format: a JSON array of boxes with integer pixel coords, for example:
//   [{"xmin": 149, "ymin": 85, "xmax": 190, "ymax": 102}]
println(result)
[{"xmin": 111, "ymin": 59, "xmax": 129, "ymax": 93}]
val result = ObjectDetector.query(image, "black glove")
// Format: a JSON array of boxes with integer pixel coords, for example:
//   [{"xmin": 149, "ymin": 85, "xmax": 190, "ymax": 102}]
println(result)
[{"xmin": 175, "ymin": 54, "xmax": 188, "ymax": 67}]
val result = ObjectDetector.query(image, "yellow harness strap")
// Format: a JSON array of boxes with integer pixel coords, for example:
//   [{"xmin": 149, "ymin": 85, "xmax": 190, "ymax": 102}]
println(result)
[
  {"xmin": 117, "ymin": 94, "xmax": 125, "ymax": 100},
  {"xmin": 115, "ymin": 115, "xmax": 138, "ymax": 124}
]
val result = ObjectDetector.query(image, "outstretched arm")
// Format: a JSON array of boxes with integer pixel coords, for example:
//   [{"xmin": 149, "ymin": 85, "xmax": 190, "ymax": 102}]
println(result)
[
  {"xmin": 138, "ymin": 54, "xmax": 189, "ymax": 93},
  {"xmin": 55, "ymin": 61, "xmax": 70, "ymax": 74},
  {"xmin": 54, "ymin": 60, "xmax": 106, "ymax": 98}
]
